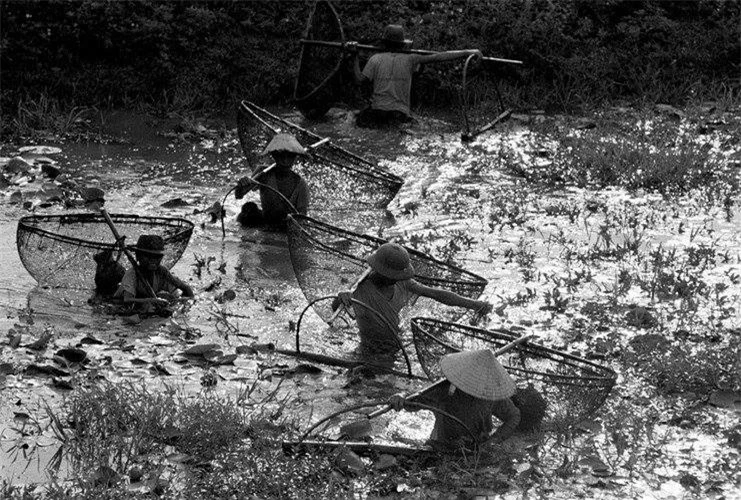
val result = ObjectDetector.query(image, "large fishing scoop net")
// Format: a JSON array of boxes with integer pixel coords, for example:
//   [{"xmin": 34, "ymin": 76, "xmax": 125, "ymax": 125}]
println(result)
[
  {"xmin": 411, "ymin": 317, "xmax": 617, "ymax": 431},
  {"xmin": 237, "ymin": 101, "xmax": 403, "ymax": 210},
  {"xmin": 17, "ymin": 213, "xmax": 194, "ymax": 289},
  {"xmin": 293, "ymin": 0, "xmax": 346, "ymax": 119},
  {"xmin": 287, "ymin": 214, "xmax": 487, "ymax": 325}
]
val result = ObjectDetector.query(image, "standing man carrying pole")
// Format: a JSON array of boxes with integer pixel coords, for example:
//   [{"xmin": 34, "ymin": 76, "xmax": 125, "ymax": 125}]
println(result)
[{"xmin": 350, "ymin": 24, "xmax": 481, "ymax": 128}]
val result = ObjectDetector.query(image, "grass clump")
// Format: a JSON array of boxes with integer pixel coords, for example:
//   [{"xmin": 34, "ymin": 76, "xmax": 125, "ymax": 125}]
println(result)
[
  {"xmin": 623, "ymin": 334, "xmax": 741, "ymax": 395},
  {"xmin": 66, "ymin": 381, "xmax": 177, "ymax": 474},
  {"xmin": 184, "ymin": 441, "xmax": 349, "ymax": 500},
  {"xmin": 5, "ymin": 93, "xmax": 95, "ymax": 141},
  {"xmin": 507, "ymin": 115, "xmax": 739, "ymax": 203}
]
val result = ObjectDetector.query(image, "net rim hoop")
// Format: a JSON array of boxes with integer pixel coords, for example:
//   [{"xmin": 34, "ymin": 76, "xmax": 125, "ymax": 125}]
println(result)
[
  {"xmin": 240, "ymin": 100, "xmax": 403, "ymax": 185},
  {"xmin": 17, "ymin": 213, "xmax": 194, "ymax": 251},
  {"xmin": 289, "ymin": 214, "xmax": 488, "ymax": 289},
  {"xmin": 292, "ymin": 0, "xmax": 345, "ymax": 104},
  {"xmin": 410, "ymin": 316, "xmax": 617, "ymax": 383}
]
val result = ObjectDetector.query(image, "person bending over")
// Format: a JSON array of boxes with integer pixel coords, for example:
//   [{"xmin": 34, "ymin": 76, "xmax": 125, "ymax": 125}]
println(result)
[
  {"xmin": 332, "ymin": 242, "xmax": 491, "ymax": 359},
  {"xmin": 390, "ymin": 349, "xmax": 547, "ymax": 451}
]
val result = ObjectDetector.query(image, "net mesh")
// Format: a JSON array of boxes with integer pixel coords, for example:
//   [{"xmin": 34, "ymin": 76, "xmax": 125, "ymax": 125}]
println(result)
[
  {"xmin": 237, "ymin": 101, "xmax": 403, "ymax": 210},
  {"xmin": 287, "ymin": 214, "xmax": 487, "ymax": 325},
  {"xmin": 17, "ymin": 213, "xmax": 194, "ymax": 289},
  {"xmin": 411, "ymin": 317, "xmax": 617, "ymax": 431},
  {"xmin": 293, "ymin": 0, "xmax": 344, "ymax": 119},
  {"xmin": 458, "ymin": 56, "xmax": 508, "ymax": 140}
]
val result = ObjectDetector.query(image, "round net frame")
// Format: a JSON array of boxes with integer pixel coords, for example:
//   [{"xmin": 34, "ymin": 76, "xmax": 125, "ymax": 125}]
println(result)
[
  {"xmin": 237, "ymin": 100, "xmax": 403, "ymax": 210},
  {"xmin": 17, "ymin": 213, "xmax": 194, "ymax": 289},
  {"xmin": 459, "ymin": 55, "xmax": 510, "ymax": 141},
  {"xmin": 287, "ymin": 214, "xmax": 487, "ymax": 325},
  {"xmin": 293, "ymin": 0, "xmax": 344, "ymax": 119},
  {"xmin": 411, "ymin": 317, "xmax": 617, "ymax": 431}
]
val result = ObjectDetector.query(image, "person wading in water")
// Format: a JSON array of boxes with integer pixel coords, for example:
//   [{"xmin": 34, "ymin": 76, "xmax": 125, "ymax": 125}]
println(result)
[
  {"xmin": 332, "ymin": 242, "xmax": 491, "ymax": 361},
  {"xmin": 389, "ymin": 349, "xmax": 547, "ymax": 451},
  {"xmin": 235, "ymin": 133, "xmax": 309, "ymax": 229},
  {"xmin": 114, "ymin": 234, "xmax": 194, "ymax": 315},
  {"xmin": 350, "ymin": 24, "xmax": 481, "ymax": 128}
]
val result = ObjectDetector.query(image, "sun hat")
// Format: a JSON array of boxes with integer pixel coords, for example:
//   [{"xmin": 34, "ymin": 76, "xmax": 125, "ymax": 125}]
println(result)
[
  {"xmin": 440, "ymin": 349, "xmax": 516, "ymax": 401},
  {"xmin": 382, "ymin": 24, "xmax": 412, "ymax": 48},
  {"xmin": 262, "ymin": 133, "xmax": 307, "ymax": 156},
  {"xmin": 366, "ymin": 242, "xmax": 414, "ymax": 280},
  {"xmin": 134, "ymin": 234, "xmax": 165, "ymax": 256}
]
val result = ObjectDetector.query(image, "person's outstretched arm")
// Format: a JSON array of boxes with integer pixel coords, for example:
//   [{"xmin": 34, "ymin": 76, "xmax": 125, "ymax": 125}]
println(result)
[
  {"xmin": 408, "ymin": 279, "xmax": 491, "ymax": 313},
  {"xmin": 418, "ymin": 49, "xmax": 481, "ymax": 65}
]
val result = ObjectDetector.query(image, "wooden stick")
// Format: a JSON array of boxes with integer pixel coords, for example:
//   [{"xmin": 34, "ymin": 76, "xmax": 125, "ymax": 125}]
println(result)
[
  {"xmin": 99, "ymin": 209, "xmax": 158, "ymax": 299},
  {"xmin": 328, "ymin": 267, "xmax": 372, "ymax": 325},
  {"xmin": 462, "ymin": 109, "xmax": 512, "ymax": 142},
  {"xmin": 300, "ymin": 39, "xmax": 523, "ymax": 65},
  {"xmin": 366, "ymin": 333, "xmax": 536, "ymax": 419},
  {"xmin": 282, "ymin": 439, "xmax": 433, "ymax": 457}
]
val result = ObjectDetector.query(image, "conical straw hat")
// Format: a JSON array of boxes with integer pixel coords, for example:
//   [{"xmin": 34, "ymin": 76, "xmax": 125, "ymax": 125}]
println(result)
[
  {"xmin": 440, "ymin": 349, "xmax": 515, "ymax": 401},
  {"xmin": 262, "ymin": 133, "xmax": 307, "ymax": 155}
]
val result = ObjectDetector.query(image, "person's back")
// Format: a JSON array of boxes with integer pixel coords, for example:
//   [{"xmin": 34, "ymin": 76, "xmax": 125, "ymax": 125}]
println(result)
[
  {"xmin": 362, "ymin": 52, "xmax": 419, "ymax": 115},
  {"xmin": 351, "ymin": 24, "xmax": 481, "ymax": 128}
]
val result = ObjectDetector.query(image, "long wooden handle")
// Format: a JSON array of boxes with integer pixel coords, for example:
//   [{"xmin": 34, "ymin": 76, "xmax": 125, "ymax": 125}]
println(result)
[
  {"xmin": 100, "ymin": 209, "xmax": 158, "ymax": 299},
  {"xmin": 367, "ymin": 333, "xmax": 536, "ymax": 419},
  {"xmin": 328, "ymin": 267, "xmax": 372, "ymax": 324},
  {"xmin": 300, "ymin": 38, "xmax": 523, "ymax": 65}
]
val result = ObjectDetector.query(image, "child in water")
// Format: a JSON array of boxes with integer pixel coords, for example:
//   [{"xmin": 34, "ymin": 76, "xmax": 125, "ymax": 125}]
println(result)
[
  {"xmin": 333, "ymin": 242, "xmax": 492, "ymax": 358},
  {"xmin": 236, "ymin": 133, "xmax": 309, "ymax": 228},
  {"xmin": 114, "ymin": 234, "xmax": 194, "ymax": 314}
]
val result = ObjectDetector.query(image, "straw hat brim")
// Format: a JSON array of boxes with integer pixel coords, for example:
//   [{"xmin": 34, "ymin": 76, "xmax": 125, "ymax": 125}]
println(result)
[{"xmin": 440, "ymin": 349, "xmax": 516, "ymax": 401}]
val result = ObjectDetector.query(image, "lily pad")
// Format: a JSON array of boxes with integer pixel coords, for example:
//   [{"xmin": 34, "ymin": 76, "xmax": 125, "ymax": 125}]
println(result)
[
  {"xmin": 708, "ymin": 391, "xmax": 741, "ymax": 410},
  {"xmin": 55, "ymin": 347, "xmax": 88, "ymax": 364},
  {"xmin": 182, "ymin": 343, "xmax": 221, "ymax": 356}
]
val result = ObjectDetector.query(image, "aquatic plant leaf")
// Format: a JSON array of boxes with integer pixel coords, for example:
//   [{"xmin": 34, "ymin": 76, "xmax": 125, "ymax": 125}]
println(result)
[
  {"xmin": 79, "ymin": 335, "xmax": 104, "ymax": 345},
  {"xmin": 709, "ymin": 391, "xmax": 741, "ymax": 410},
  {"xmin": 8, "ymin": 333, "xmax": 22, "ymax": 348},
  {"xmin": 211, "ymin": 354, "xmax": 238, "ymax": 365},
  {"xmin": 24, "ymin": 330, "xmax": 53, "ymax": 350},
  {"xmin": 161, "ymin": 197, "xmax": 190, "ymax": 208},
  {"xmin": 54, "ymin": 347, "xmax": 87, "ymax": 364},
  {"xmin": 182, "ymin": 343, "xmax": 221, "ymax": 356},
  {"xmin": 51, "ymin": 377, "xmax": 73, "ymax": 390},
  {"xmin": 25, "ymin": 364, "xmax": 69, "ymax": 377}
]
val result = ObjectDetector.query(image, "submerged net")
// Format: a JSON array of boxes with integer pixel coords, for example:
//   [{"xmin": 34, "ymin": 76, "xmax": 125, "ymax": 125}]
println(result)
[
  {"xmin": 411, "ymin": 317, "xmax": 617, "ymax": 431},
  {"xmin": 237, "ymin": 101, "xmax": 403, "ymax": 210},
  {"xmin": 287, "ymin": 214, "xmax": 487, "ymax": 325},
  {"xmin": 293, "ymin": 0, "xmax": 344, "ymax": 119},
  {"xmin": 17, "ymin": 213, "xmax": 193, "ymax": 289}
]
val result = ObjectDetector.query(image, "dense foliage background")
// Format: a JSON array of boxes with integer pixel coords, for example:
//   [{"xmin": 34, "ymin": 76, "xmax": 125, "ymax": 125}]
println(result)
[{"xmin": 1, "ymin": 0, "xmax": 739, "ymax": 117}]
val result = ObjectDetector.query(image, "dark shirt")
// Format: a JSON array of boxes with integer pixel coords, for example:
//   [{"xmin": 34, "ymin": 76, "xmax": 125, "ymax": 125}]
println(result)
[{"xmin": 412, "ymin": 381, "xmax": 520, "ymax": 449}]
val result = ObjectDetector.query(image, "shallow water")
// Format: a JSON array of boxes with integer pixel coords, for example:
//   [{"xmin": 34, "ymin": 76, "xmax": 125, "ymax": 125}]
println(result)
[{"xmin": 1, "ymin": 108, "xmax": 739, "ymax": 497}]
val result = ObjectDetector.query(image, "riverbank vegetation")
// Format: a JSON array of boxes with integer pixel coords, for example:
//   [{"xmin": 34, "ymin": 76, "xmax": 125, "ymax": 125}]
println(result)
[{"xmin": 1, "ymin": 0, "xmax": 739, "ymax": 140}]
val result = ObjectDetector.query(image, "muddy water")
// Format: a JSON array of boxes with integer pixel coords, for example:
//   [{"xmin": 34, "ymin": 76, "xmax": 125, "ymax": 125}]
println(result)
[{"xmin": 1, "ymin": 108, "xmax": 739, "ymax": 496}]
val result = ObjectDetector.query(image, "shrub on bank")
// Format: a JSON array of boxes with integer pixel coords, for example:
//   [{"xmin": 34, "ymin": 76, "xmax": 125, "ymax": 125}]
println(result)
[{"xmin": 1, "ymin": 0, "xmax": 738, "ymax": 121}]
